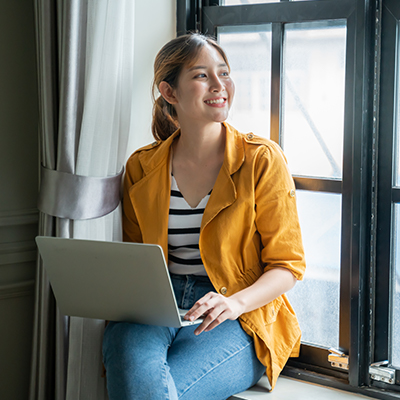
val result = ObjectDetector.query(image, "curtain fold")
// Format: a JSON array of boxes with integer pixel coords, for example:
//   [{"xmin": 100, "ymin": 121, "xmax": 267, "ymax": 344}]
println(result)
[{"xmin": 30, "ymin": 1, "xmax": 135, "ymax": 399}]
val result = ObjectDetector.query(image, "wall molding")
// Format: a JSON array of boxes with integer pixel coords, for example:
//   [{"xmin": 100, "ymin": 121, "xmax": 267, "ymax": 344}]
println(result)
[
  {"xmin": 0, "ymin": 280, "xmax": 35, "ymax": 300},
  {"xmin": 0, "ymin": 241, "xmax": 37, "ymax": 266},
  {"xmin": 0, "ymin": 209, "xmax": 39, "ymax": 266},
  {"xmin": 0, "ymin": 208, "xmax": 39, "ymax": 227}
]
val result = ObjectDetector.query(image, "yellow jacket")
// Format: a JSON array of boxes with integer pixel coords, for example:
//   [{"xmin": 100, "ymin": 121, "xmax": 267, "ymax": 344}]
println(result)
[{"xmin": 123, "ymin": 122, "xmax": 306, "ymax": 390}]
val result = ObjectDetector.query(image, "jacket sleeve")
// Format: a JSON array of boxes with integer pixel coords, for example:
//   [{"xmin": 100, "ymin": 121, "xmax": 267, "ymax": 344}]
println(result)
[
  {"xmin": 254, "ymin": 142, "xmax": 306, "ymax": 281},
  {"xmin": 122, "ymin": 152, "xmax": 144, "ymax": 243}
]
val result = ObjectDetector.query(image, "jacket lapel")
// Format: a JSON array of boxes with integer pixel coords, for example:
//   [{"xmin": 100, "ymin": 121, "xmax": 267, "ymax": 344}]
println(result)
[
  {"xmin": 201, "ymin": 123, "xmax": 245, "ymax": 231},
  {"xmin": 128, "ymin": 131, "xmax": 179, "ymax": 259}
]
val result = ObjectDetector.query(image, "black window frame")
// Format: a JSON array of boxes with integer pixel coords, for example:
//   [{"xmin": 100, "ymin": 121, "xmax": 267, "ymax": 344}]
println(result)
[
  {"xmin": 375, "ymin": 0, "xmax": 400, "ymax": 394},
  {"xmin": 176, "ymin": 1, "xmax": 400, "ymax": 399}
]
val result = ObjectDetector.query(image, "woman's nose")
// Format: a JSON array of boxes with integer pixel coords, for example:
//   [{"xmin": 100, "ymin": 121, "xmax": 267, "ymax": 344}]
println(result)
[{"xmin": 210, "ymin": 75, "xmax": 224, "ymax": 92}]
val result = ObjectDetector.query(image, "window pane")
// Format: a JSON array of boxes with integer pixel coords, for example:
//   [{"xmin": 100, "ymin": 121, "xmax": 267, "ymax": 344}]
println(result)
[
  {"xmin": 287, "ymin": 190, "xmax": 341, "ymax": 348},
  {"xmin": 282, "ymin": 21, "xmax": 346, "ymax": 179},
  {"xmin": 223, "ymin": 0, "xmax": 278, "ymax": 5},
  {"xmin": 218, "ymin": 25, "xmax": 272, "ymax": 138},
  {"xmin": 392, "ymin": 205, "xmax": 400, "ymax": 367},
  {"xmin": 394, "ymin": 23, "xmax": 400, "ymax": 187}
]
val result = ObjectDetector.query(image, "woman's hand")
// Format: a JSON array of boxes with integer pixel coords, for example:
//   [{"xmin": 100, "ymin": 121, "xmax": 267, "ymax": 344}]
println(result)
[
  {"xmin": 184, "ymin": 291, "xmax": 245, "ymax": 335},
  {"xmin": 184, "ymin": 267, "xmax": 297, "ymax": 335}
]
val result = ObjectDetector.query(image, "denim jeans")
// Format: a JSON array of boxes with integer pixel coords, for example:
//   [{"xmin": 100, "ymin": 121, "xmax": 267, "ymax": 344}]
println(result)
[{"xmin": 102, "ymin": 274, "xmax": 265, "ymax": 400}]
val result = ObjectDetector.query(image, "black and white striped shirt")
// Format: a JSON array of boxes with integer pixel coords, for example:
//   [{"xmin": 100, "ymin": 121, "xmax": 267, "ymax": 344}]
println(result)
[{"xmin": 168, "ymin": 175, "xmax": 211, "ymax": 276}]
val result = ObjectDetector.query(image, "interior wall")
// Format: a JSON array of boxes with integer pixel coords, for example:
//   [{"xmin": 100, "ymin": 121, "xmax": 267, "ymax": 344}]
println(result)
[
  {"xmin": 0, "ymin": 1, "xmax": 176, "ymax": 399},
  {"xmin": 126, "ymin": 0, "xmax": 176, "ymax": 158},
  {"xmin": 0, "ymin": 0, "xmax": 39, "ymax": 399}
]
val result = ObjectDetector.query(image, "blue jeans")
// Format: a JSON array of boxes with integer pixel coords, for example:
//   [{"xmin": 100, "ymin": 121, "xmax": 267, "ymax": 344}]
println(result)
[{"xmin": 102, "ymin": 274, "xmax": 265, "ymax": 399}]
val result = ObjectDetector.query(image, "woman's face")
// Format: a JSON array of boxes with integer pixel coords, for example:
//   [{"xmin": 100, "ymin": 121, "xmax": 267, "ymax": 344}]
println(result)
[{"xmin": 170, "ymin": 44, "xmax": 235, "ymax": 127}]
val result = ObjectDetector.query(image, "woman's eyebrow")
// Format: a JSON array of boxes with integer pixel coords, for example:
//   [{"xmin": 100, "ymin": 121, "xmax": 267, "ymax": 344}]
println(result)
[{"xmin": 188, "ymin": 63, "xmax": 227, "ymax": 71}]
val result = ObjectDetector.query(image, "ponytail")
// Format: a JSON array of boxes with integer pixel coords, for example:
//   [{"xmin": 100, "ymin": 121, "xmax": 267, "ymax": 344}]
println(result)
[{"xmin": 151, "ymin": 96, "xmax": 180, "ymax": 141}]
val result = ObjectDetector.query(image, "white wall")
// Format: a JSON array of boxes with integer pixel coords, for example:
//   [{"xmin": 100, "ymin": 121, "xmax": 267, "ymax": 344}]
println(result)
[{"xmin": 126, "ymin": 0, "xmax": 176, "ymax": 158}]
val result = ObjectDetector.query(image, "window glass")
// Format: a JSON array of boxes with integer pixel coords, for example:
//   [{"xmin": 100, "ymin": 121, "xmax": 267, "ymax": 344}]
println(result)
[
  {"xmin": 219, "ymin": 25, "xmax": 272, "ymax": 137},
  {"xmin": 282, "ymin": 21, "xmax": 346, "ymax": 179},
  {"xmin": 394, "ymin": 24, "xmax": 400, "ymax": 187},
  {"xmin": 392, "ymin": 205, "xmax": 400, "ymax": 367},
  {"xmin": 391, "ymin": 23, "xmax": 400, "ymax": 369},
  {"xmin": 287, "ymin": 190, "xmax": 341, "ymax": 348}
]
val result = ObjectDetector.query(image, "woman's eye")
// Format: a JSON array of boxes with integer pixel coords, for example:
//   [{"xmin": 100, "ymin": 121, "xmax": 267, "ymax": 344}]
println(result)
[
  {"xmin": 221, "ymin": 71, "xmax": 229, "ymax": 77},
  {"xmin": 195, "ymin": 73, "xmax": 206, "ymax": 78}
]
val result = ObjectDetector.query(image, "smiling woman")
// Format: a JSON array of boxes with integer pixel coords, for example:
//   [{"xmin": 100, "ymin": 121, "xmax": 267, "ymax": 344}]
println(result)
[{"xmin": 102, "ymin": 33, "xmax": 306, "ymax": 400}]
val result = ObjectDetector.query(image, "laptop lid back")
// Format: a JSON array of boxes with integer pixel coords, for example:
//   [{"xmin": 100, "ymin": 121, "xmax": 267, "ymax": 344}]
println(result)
[{"xmin": 35, "ymin": 236, "xmax": 183, "ymax": 327}]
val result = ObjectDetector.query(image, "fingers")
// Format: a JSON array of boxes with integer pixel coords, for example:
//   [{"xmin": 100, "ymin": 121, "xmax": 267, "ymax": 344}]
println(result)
[
  {"xmin": 183, "ymin": 292, "xmax": 241, "ymax": 335},
  {"xmin": 194, "ymin": 308, "xmax": 229, "ymax": 335},
  {"xmin": 184, "ymin": 292, "xmax": 215, "ymax": 321}
]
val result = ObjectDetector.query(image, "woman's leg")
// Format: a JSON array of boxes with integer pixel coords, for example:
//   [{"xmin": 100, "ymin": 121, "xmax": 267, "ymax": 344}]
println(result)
[
  {"xmin": 103, "ymin": 275, "xmax": 265, "ymax": 399},
  {"xmin": 169, "ymin": 274, "xmax": 266, "ymax": 399},
  {"xmin": 168, "ymin": 319, "xmax": 265, "ymax": 400},
  {"xmin": 103, "ymin": 321, "xmax": 180, "ymax": 399}
]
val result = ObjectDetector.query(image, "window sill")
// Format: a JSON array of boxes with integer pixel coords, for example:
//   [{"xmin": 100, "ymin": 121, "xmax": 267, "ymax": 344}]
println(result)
[{"xmin": 229, "ymin": 375, "xmax": 384, "ymax": 400}]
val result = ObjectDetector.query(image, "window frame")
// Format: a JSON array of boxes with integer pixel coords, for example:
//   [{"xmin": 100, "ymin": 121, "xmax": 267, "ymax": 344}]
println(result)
[{"xmin": 375, "ymin": 0, "xmax": 400, "ymax": 394}]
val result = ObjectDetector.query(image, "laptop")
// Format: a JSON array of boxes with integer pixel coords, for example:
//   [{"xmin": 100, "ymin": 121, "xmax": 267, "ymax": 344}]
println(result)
[{"xmin": 35, "ymin": 236, "xmax": 203, "ymax": 328}]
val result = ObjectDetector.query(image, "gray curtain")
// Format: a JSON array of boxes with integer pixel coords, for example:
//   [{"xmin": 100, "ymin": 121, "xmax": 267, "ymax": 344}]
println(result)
[
  {"xmin": 30, "ymin": 1, "xmax": 89, "ymax": 398},
  {"xmin": 31, "ymin": 0, "xmax": 135, "ymax": 397}
]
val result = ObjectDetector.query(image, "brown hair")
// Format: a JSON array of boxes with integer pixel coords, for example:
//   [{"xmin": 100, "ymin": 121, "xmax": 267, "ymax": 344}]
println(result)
[{"xmin": 151, "ymin": 33, "xmax": 230, "ymax": 141}]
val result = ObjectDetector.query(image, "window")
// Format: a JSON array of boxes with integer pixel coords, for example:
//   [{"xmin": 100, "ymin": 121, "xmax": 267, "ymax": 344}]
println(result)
[
  {"xmin": 178, "ymin": 0, "xmax": 400, "ymax": 398},
  {"xmin": 376, "ymin": 0, "xmax": 400, "ymax": 391},
  {"xmin": 219, "ymin": 25, "xmax": 272, "ymax": 136}
]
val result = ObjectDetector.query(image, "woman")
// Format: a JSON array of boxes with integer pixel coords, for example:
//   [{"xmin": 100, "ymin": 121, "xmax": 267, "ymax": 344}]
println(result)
[{"xmin": 103, "ymin": 33, "xmax": 306, "ymax": 399}]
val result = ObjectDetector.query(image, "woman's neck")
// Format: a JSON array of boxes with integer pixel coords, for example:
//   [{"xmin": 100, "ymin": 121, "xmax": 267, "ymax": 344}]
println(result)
[{"xmin": 175, "ymin": 121, "xmax": 225, "ymax": 163}]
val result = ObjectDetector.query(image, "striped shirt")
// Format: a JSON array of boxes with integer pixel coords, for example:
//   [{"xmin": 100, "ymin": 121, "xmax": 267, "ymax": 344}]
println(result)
[{"xmin": 168, "ymin": 175, "xmax": 211, "ymax": 276}]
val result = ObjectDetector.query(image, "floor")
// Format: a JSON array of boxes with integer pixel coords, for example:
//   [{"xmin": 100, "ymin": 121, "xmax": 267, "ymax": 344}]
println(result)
[{"xmin": 229, "ymin": 375, "xmax": 377, "ymax": 400}]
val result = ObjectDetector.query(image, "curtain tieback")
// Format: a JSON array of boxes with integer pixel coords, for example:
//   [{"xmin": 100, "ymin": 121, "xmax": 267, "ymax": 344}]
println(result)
[{"xmin": 38, "ymin": 165, "xmax": 124, "ymax": 220}]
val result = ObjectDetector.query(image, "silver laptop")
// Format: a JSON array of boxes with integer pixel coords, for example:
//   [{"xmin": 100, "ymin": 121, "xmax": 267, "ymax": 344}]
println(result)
[{"xmin": 35, "ymin": 236, "xmax": 203, "ymax": 328}]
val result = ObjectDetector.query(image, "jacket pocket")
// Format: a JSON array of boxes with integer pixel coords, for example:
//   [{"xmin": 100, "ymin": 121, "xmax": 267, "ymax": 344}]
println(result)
[{"xmin": 263, "ymin": 296, "xmax": 283, "ymax": 325}]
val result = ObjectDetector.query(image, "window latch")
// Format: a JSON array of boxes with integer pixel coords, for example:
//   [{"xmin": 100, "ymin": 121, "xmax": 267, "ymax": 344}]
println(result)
[
  {"xmin": 369, "ymin": 360, "xmax": 395, "ymax": 385},
  {"xmin": 328, "ymin": 348, "xmax": 349, "ymax": 370}
]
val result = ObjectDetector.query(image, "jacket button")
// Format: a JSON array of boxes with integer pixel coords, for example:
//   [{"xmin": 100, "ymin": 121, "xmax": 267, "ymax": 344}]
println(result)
[
  {"xmin": 289, "ymin": 189, "xmax": 295, "ymax": 198},
  {"xmin": 220, "ymin": 287, "xmax": 228, "ymax": 295},
  {"xmin": 247, "ymin": 133, "xmax": 254, "ymax": 140}
]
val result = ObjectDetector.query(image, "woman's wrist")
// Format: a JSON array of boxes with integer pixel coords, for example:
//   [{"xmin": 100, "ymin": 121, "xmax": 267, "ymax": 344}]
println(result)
[{"xmin": 228, "ymin": 268, "xmax": 297, "ymax": 316}]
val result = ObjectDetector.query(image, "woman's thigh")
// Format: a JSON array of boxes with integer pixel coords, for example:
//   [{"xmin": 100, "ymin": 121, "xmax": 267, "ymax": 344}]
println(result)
[
  {"xmin": 168, "ymin": 319, "xmax": 265, "ymax": 400},
  {"xmin": 103, "ymin": 322, "xmax": 180, "ymax": 399}
]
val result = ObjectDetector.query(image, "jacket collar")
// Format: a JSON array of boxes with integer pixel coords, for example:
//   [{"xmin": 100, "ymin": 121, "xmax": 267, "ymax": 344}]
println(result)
[
  {"xmin": 200, "ymin": 123, "xmax": 245, "ymax": 230},
  {"xmin": 223, "ymin": 122, "xmax": 245, "ymax": 175},
  {"xmin": 137, "ymin": 129, "xmax": 180, "ymax": 176}
]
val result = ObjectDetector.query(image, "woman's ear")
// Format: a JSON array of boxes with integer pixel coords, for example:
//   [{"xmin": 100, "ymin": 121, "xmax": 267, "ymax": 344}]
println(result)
[{"xmin": 159, "ymin": 81, "xmax": 178, "ymax": 105}]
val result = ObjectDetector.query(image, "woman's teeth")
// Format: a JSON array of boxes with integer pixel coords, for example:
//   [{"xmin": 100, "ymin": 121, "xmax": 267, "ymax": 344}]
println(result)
[{"xmin": 205, "ymin": 99, "xmax": 225, "ymax": 104}]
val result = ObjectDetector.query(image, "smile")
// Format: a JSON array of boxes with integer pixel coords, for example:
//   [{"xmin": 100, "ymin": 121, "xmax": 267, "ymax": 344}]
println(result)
[{"xmin": 205, "ymin": 98, "xmax": 226, "ymax": 105}]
